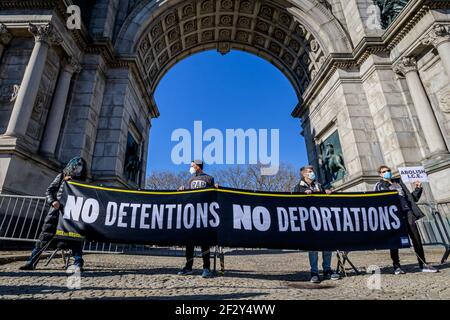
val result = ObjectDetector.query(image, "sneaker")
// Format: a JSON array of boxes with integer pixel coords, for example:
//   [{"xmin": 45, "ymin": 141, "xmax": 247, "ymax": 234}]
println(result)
[
  {"xmin": 70, "ymin": 265, "xmax": 82, "ymax": 274},
  {"xmin": 421, "ymin": 264, "xmax": 438, "ymax": 273},
  {"xmin": 19, "ymin": 262, "xmax": 35, "ymax": 271},
  {"xmin": 310, "ymin": 274, "xmax": 321, "ymax": 284},
  {"xmin": 201, "ymin": 268, "xmax": 213, "ymax": 278},
  {"xmin": 323, "ymin": 270, "xmax": 341, "ymax": 281},
  {"xmin": 394, "ymin": 267, "xmax": 406, "ymax": 275},
  {"xmin": 177, "ymin": 267, "xmax": 194, "ymax": 275}
]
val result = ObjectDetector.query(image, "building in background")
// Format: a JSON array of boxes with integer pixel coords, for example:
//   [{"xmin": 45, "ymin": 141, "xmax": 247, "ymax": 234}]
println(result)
[{"xmin": 0, "ymin": 0, "xmax": 449, "ymax": 206}]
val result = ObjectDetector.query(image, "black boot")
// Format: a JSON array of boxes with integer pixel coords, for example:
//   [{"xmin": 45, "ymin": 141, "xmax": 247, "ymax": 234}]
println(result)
[
  {"xmin": 19, "ymin": 261, "xmax": 35, "ymax": 270},
  {"xmin": 19, "ymin": 247, "xmax": 41, "ymax": 270}
]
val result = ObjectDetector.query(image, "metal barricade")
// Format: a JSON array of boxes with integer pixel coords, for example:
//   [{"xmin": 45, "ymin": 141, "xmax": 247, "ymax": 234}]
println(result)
[
  {"xmin": 0, "ymin": 194, "xmax": 49, "ymax": 242},
  {"xmin": 0, "ymin": 193, "xmax": 124, "ymax": 254},
  {"xmin": 417, "ymin": 202, "xmax": 450, "ymax": 264}
]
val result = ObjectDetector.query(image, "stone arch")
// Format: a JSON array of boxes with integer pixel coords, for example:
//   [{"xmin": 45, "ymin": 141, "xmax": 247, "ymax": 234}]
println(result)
[{"xmin": 115, "ymin": 0, "xmax": 353, "ymax": 102}]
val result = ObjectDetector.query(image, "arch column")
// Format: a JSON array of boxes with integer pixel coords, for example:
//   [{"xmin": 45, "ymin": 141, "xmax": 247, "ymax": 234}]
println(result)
[
  {"xmin": 393, "ymin": 56, "xmax": 448, "ymax": 155},
  {"xmin": 5, "ymin": 23, "xmax": 61, "ymax": 138},
  {"xmin": 40, "ymin": 57, "xmax": 81, "ymax": 157},
  {"xmin": 422, "ymin": 24, "xmax": 450, "ymax": 78},
  {"xmin": 0, "ymin": 24, "xmax": 12, "ymax": 62}
]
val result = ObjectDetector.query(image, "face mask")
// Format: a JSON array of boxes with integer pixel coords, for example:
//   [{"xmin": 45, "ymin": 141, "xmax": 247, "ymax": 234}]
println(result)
[
  {"xmin": 189, "ymin": 167, "xmax": 196, "ymax": 175},
  {"xmin": 308, "ymin": 172, "xmax": 316, "ymax": 181},
  {"xmin": 383, "ymin": 172, "xmax": 392, "ymax": 180},
  {"xmin": 74, "ymin": 165, "xmax": 83, "ymax": 176}
]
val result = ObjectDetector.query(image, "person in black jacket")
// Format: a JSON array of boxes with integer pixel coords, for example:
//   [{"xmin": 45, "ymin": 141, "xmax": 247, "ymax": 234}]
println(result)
[
  {"xmin": 177, "ymin": 160, "xmax": 218, "ymax": 278},
  {"xmin": 294, "ymin": 165, "xmax": 340, "ymax": 283},
  {"xmin": 374, "ymin": 165, "xmax": 438, "ymax": 274},
  {"xmin": 19, "ymin": 157, "xmax": 87, "ymax": 271}
]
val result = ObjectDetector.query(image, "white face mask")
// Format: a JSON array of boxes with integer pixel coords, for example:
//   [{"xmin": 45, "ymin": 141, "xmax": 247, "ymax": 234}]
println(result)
[{"xmin": 189, "ymin": 167, "xmax": 196, "ymax": 175}]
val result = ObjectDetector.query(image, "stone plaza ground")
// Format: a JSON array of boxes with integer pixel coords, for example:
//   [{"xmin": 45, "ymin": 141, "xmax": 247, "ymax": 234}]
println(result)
[{"xmin": 0, "ymin": 247, "xmax": 449, "ymax": 300}]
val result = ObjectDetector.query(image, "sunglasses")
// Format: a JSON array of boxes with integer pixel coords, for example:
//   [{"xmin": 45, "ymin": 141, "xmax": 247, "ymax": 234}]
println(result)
[{"xmin": 380, "ymin": 169, "xmax": 391, "ymax": 174}]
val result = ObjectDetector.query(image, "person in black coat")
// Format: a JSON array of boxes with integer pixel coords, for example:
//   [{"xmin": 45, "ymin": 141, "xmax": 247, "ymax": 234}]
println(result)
[
  {"xmin": 293, "ymin": 165, "xmax": 340, "ymax": 283},
  {"xmin": 177, "ymin": 160, "xmax": 219, "ymax": 278},
  {"xmin": 19, "ymin": 157, "xmax": 87, "ymax": 271},
  {"xmin": 374, "ymin": 165, "xmax": 438, "ymax": 274}
]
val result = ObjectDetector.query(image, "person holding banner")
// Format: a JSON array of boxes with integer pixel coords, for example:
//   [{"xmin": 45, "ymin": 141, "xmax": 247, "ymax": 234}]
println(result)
[
  {"xmin": 19, "ymin": 157, "xmax": 87, "ymax": 272},
  {"xmin": 374, "ymin": 165, "xmax": 438, "ymax": 274},
  {"xmin": 177, "ymin": 160, "xmax": 219, "ymax": 278},
  {"xmin": 294, "ymin": 165, "xmax": 340, "ymax": 283}
]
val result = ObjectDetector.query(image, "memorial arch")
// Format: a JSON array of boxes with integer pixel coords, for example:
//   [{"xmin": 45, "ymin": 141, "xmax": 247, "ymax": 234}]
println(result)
[
  {"xmin": 0, "ymin": 0, "xmax": 450, "ymax": 205},
  {"xmin": 115, "ymin": 0, "xmax": 352, "ymax": 102}
]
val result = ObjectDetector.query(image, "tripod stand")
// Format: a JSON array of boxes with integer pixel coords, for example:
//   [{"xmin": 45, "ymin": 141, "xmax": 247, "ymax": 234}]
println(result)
[
  {"xmin": 28, "ymin": 237, "xmax": 73, "ymax": 270},
  {"xmin": 213, "ymin": 246, "xmax": 225, "ymax": 276},
  {"xmin": 335, "ymin": 251, "xmax": 360, "ymax": 276},
  {"xmin": 43, "ymin": 246, "xmax": 72, "ymax": 269}
]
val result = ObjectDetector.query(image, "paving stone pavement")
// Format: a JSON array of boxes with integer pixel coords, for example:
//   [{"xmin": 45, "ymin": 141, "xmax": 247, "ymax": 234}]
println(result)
[{"xmin": 0, "ymin": 248, "xmax": 448, "ymax": 300}]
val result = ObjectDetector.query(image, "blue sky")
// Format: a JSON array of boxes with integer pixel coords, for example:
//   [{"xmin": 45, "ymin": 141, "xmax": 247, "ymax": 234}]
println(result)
[{"xmin": 147, "ymin": 50, "xmax": 308, "ymax": 174}]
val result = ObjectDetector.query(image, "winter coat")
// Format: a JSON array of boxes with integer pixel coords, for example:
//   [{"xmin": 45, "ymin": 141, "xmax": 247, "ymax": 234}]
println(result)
[
  {"xmin": 374, "ymin": 178, "xmax": 425, "ymax": 219},
  {"xmin": 293, "ymin": 179, "xmax": 325, "ymax": 193},
  {"xmin": 36, "ymin": 173, "xmax": 65, "ymax": 248}
]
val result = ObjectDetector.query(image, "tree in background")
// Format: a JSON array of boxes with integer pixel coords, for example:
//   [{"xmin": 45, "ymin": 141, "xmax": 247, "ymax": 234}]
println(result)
[
  {"xmin": 145, "ymin": 171, "xmax": 190, "ymax": 190},
  {"xmin": 146, "ymin": 163, "xmax": 300, "ymax": 192}
]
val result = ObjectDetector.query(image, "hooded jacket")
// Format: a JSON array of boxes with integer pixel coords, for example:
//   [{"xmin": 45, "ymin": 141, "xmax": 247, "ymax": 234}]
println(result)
[{"xmin": 36, "ymin": 157, "xmax": 86, "ymax": 248}]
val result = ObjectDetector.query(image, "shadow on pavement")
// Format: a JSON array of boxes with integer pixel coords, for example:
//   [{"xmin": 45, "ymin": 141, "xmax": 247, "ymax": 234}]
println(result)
[{"xmin": 378, "ymin": 261, "xmax": 450, "ymax": 274}]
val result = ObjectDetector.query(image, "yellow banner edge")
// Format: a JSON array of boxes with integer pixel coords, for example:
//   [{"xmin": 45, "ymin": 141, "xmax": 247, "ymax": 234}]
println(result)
[{"xmin": 67, "ymin": 181, "xmax": 398, "ymax": 198}]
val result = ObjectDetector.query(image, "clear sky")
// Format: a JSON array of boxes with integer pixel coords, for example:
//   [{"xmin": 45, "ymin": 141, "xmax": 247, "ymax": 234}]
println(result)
[{"xmin": 147, "ymin": 49, "xmax": 308, "ymax": 175}]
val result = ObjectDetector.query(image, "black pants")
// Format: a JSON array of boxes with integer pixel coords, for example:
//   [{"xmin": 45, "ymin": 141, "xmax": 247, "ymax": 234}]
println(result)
[
  {"xmin": 185, "ymin": 246, "xmax": 210, "ymax": 270},
  {"xmin": 29, "ymin": 208, "xmax": 84, "ymax": 267},
  {"xmin": 390, "ymin": 211, "xmax": 426, "ymax": 268}
]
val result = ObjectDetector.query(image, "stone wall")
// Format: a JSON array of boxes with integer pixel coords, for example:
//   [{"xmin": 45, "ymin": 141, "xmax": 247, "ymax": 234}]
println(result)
[
  {"xmin": 0, "ymin": 38, "xmax": 33, "ymax": 134},
  {"xmin": 340, "ymin": 0, "xmax": 383, "ymax": 46},
  {"xmin": 303, "ymin": 67, "xmax": 384, "ymax": 192},
  {"xmin": 25, "ymin": 47, "xmax": 60, "ymax": 153},
  {"xmin": 419, "ymin": 51, "xmax": 450, "ymax": 148},
  {"xmin": 0, "ymin": 0, "xmax": 449, "ymax": 203},
  {"xmin": 91, "ymin": 67, "xmax": 151, "ymax": 188},
  {"xmin": 58, "ymin": 54, "xmax": 106, "ymax": 172}
]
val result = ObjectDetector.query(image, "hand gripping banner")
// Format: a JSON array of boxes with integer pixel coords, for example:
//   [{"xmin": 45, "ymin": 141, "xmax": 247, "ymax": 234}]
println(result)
[{"xmin": 56, "ymin": 181, "xmax": 411, "ymax": 251}]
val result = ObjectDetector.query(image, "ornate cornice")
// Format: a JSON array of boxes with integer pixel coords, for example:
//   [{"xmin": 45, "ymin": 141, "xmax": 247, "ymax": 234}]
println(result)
[
  {"xmin": 421, "ymin": 24, "xmax": 450, "ymax": 47},
  {"xmin": 384, "ymin": 3, "xmax": 430, "ymax": 51},
  {"xmin": 28, "ymin": 23, "xmax": 62, "ymax": 46},
  {"xmin": 62, "ymin": 57, "xmax": 82, "ymax": 74},
  {"xmin": 0, "ymin": 0, "xmax": 90, "ymax": 50},
  {"xmin": 393, "ymin": 56, "xmax": 418, "ymax": 76}
]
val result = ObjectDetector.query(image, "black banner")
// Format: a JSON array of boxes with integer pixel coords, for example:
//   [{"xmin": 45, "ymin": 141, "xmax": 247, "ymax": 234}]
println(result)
[{"xmin": 57, "ymin": 181, "xmax": 411, "ymax": 251}]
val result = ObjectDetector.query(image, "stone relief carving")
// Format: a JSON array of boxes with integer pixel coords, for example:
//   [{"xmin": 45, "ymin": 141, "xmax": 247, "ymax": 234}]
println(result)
[
  {"xmin": 421, "ymin": 24, "xmax": 450, "ymax": 48},
  {"xmin": 318, "ymin": 131, "xmax": 347, "ymax": 187},
  {"xmin": 0, "ymin": 24, "xmax": 12, "ymax": 45},
  {"xmin": 28, "ymin": 23, "xmax": 62, "ymax": 46},
  {"xmin": 393, "ymin": 56, "xmax": 417, "ymax": 76},
  {"xmin": 374, "ymin": 0, "xmax": 409, "ymax": 29},
  {"xmin": 124, "ymin": 133, "xmax": 141, "ymax": 184},
  {"xmin": 63, "ymin": 57, "xmax": 82, "ymax": 74},
  {"xmin": 218, "ymin": 42, "xmax": 231, "ymax": 55},
  {"xmin": 11, "ymin": 84, "xmax": 19, "ymax": 102},
  {"xmin": 439, "ymin": 90, "xmax": 450, "ymax": 113},
  {"xmin": 318, "ymin": 0, "xmax": 332, "ymax": 12},
  {"xmin": 0, "ymin": 84, "xmax": 20, "ymax": 102}
]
